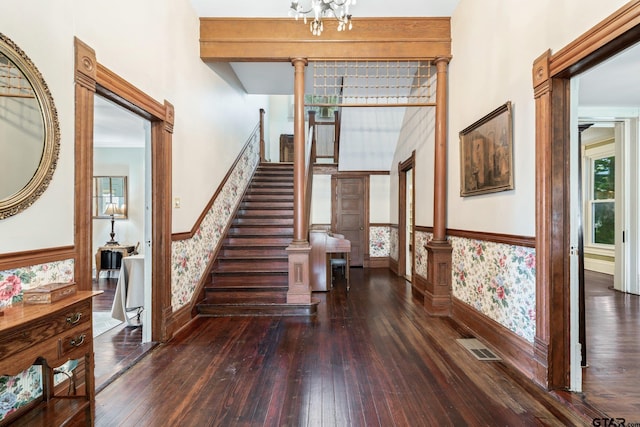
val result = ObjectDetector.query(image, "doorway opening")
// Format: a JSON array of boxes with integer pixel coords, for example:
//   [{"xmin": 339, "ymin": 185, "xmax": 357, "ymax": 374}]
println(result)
[
  {"xmin": 398, "ymin": 152, "xmax": 415, "ymax": 280},
  {"xmin": 91, "ymin": 93, "xmax": 153, "ymax": 388}
]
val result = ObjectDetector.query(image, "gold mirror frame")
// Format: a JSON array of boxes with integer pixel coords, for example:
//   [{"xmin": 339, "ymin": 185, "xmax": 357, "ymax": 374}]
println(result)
[{"xmin": 0, "ymin": 32, "xmax": 60, "ymax": 219}]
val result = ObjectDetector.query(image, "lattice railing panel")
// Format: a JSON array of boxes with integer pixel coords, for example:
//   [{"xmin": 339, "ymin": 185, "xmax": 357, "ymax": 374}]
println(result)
[{"xmin": 309, "ymin": 60, "xmax": 436, "ymax": 107}]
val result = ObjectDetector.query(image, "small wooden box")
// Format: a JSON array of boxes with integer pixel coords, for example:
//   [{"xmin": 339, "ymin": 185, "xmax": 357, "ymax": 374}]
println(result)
[{"xmin": 23, "ymin": 282, "xmax": 77, "ymax": 304}]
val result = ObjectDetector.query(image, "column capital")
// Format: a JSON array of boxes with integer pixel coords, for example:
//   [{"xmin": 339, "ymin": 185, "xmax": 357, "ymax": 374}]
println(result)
[
  {"xmin": 290, "ymin": 57, "xmax": 309, "ymax": 66},
  {"xmin": 434, "ymin": 56, "xmax": 451, "ymax": 66}
]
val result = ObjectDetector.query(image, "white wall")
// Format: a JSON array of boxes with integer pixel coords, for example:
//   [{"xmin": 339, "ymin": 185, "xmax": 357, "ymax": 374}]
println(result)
[
  {"xmin": 448, "ymin": 0, "xmax": 631, "ymax": 236},
  {"xmin": 267, "ymin": 95, "xmax": 294, "ymax": 162},
  {"xmin": 370, "ymin": 175, "xmax": 391, "ymax": 223},
  {"xmin": 390, "ymin": 106, "xmax": 436, "ymax": 226},
  {"xmin": 0, "ymin": 0, "xmax": 267, "ymax": 253},
  {"xmin": 93, "ymin": 148, "xmax": 146, "ymax": 268},
  {"xmin": 311, "ymin": 175, "xmax": 332, "ymax": 225}
]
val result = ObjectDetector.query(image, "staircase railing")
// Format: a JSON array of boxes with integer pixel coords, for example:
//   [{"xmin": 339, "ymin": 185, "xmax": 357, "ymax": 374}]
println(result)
[{"xmin": 304, "ymin": 123, "xmax": 314, "ymax": 239}]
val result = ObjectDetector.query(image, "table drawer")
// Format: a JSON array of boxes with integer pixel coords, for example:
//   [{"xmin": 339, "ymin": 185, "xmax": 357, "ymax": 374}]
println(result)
[
  {"xmin": 59, "ymin": 327, "xmax": 92, "ymax": 360},
  {"xmin": 0, "ymin": 300, "xmax": 91, "ymax": 361}
]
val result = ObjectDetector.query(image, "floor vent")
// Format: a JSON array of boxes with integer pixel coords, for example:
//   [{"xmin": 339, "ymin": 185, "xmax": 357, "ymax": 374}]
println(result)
[{"xmin": 456, "ymin": 338, "xmax": 501, "ymax": 361}]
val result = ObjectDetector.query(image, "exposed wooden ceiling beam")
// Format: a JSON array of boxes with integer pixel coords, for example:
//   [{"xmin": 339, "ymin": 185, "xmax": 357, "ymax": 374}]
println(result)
[{"xmin": 200, "ymin": 17, "xmax": 451, "ymax": 62}]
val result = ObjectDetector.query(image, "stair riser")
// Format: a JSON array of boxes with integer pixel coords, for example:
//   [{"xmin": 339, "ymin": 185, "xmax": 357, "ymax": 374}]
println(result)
[
  {"xmin": 196, "ymin": 304, "xmax": 317, "ymax": 317},
  {"xmin": 224, "ymin": 236, "xmax": 292, "ymax": 245},
  {"xmin": 228, "ymin": 228, "xmax": 292, "ymax": 236},
  {"xmin": 214, "ymin": 261, "xmax": 288, "ymax": 272},
  {"xmin": 233, "ymin": 218, "xmax": 293, "ymax": 226},
  {"xmin": 203, "ymin": 291, "xmax": 287, "ymax": 304},
  {"xmin": 243, "ymin": 194, "xmax": 293, "ymax": 202},
  {"xmin": 241, "ymin": 202, "xmax": 293, "ymax": 209},
  {"xmin": 236, "ymin": 210, "xmax": 293, "ymax": 217},
  {"xmin": 221, "ymin": 248, "xmax": 288, "ymax": 257},
  {"xmin": 210, "ymin": 274, "xmax": 289, "ymax": 286},
  {"xmin": 246, "ymin": 188, "xmax": 293, "ymax": 194}
]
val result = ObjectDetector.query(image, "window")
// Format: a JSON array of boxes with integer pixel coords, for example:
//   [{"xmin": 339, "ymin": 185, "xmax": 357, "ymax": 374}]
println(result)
[
  {"xmin": 93, "ymin": 176, "xmax": 128, "ymax": 219},
  {"xmin": 585, "ymin": 150, "xmax": 615, "ymax": 246}
]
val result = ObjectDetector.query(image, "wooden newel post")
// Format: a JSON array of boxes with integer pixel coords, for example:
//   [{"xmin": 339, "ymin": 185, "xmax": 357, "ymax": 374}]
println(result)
[
  {"xmin": 286, "ymin": 57, "xmax": 312, "ymax": 305},
  {"xmin": 425, "ymin": 56, "xmax": 453, "ymax": 316},
  {"xmin": 259, "ymin": 108, "xmax": 265, "ymax": 163}
]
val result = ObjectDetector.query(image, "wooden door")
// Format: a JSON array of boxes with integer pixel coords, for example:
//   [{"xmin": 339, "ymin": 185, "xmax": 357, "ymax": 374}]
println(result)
[
  {"xmin": 333, "ymin": 176, "xmax": 367, "ymax": 266},
  {"xmin": 279, "ymin": 134, "xmax": 294, "ymax": 162}
]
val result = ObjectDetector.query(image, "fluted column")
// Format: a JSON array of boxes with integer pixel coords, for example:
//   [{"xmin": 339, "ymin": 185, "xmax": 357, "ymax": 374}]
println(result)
[{"xmin": 425, "ymin": 56, "xmax": 453, "ymax": 316}]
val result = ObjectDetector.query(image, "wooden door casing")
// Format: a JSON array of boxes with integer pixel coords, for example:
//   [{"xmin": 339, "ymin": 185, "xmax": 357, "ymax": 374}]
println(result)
[{"xmin": 333, "ymin": 176, "xmax": 369, "ymax": 267}]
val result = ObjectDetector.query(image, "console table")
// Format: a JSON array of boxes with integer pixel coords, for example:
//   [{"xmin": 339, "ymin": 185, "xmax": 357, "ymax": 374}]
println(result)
[
  {"xmin": 95, "ymin": 244, "xmax": 135, "ymax": 280},
  {"xmin": 0, "ymin": 291, "xmax": 100, "ymax": 426}
]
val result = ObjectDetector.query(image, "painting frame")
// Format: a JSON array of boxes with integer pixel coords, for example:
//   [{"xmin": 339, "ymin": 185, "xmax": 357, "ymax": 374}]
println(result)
[{"xmin": 459, "ymin": 101, "xmax": 513, "ymax": 197}]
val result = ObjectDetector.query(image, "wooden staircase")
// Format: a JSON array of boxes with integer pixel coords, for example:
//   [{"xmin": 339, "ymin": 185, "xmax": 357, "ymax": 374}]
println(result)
[{"xmin": 197, "ymin": 163, "xmax": 316, "ymax": 316}]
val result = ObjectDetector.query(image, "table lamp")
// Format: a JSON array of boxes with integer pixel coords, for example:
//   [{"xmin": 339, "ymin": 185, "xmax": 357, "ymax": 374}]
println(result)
[{"xmin": 104, "ymin": 202, "xmax": 121, "ymax": 245}]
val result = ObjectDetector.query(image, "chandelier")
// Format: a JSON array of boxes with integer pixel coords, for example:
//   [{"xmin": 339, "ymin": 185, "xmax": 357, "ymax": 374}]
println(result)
[{"xmin": 289, "ymin": 0, "xmax": 356, "ymax": 36}]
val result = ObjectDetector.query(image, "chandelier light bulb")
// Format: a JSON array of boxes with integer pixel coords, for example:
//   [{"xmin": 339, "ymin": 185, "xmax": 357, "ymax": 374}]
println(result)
[{"xmin": 289, "ymin": 0, "xmax": 356, "ymax": 36}]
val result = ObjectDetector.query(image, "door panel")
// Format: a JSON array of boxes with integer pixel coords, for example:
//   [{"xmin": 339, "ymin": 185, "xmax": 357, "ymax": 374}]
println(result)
[{"xmin": 335, "ymin": 177, "xmax": 366, "ymax": 266}]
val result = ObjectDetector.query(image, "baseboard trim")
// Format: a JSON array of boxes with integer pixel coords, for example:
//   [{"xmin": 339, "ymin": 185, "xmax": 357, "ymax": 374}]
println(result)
[
  {"xmin": 451, "ymin": 298, "xmax": 535, "ymax": 380},
  {"xmin": 368, "ymin": 256, "xmax": 390, "ymax": 268},
  {"xmin": 389, "ymin": 257, "xmax": 399, "ymax": 275}
]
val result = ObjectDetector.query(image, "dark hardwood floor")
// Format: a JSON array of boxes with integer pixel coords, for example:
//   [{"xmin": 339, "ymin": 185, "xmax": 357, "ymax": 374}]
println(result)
[
  {"xmin": 92, "ymin": 276, "xmax": 155, "ymax": 391},
  {"xmin": 582, "ymin": 270, "xmax": 640, "ymax": 420},
  {"xmin": 93, "ymin": 269, "xmax": 606, "ymax": 426}
]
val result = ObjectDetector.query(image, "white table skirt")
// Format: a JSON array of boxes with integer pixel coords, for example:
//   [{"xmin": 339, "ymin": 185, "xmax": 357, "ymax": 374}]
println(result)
[{"xmin": 110, "ymin": 254, "xmax": 144, "ymax": 325}]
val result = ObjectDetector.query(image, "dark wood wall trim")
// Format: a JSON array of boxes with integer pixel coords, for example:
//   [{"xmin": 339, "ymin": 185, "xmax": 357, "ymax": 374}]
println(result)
[
  {"xmin": 369, "ymin": 223, "xmax": 393, "ymax": 227},
  {"xmin": 75, "ymin": 37, "xmax": 174, "ymax": 343},
  {"xmin": 413, "ymin": 225, "xmax": 535, "ymax": 248},
  {"xmin": 452, "ymin": 298, "xmax": 535, "ymax": 380},
  {"xmin": 532, "ymin": 1, "xmax": 640, "ymax": 390},
  {"xmin": 367, "ymin": 257, "xmax": 390, "ymax": 269},
  {"xmin": 200, "ymin": 17, "xmax": 451, "ymax": 62},
  {"xmin": 549, "ymin": 1, "xmax": 640, "ymax": 77},
  {"xmin": 412, "ymin": 273, "xmax": 427, "ymax": 301},
  {"xmin": 447, "ymin": 229, "xmax": 535, "ymax": 248},
  {"xmin": 0, "ymin": 246, "xmax": 76, "ymax": 271},
  {"xmin": 74, "ymin": 38, "xmax": 96, "ymax": 294},
  {"xmin": 172, "ymin": 126, "xmax": 259, "ymax": 241}
]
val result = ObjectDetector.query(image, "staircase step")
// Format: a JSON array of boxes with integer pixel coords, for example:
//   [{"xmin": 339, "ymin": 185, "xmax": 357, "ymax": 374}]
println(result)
[
  {"xmin": 209, "ymin": 272, "xmax": 289, "ymax": 286},
  {"xmin": 241, "ymin": 201, "xmax": 293, "ymax": 209},
  {"xmin": 237, "ymin": 209, "xmax": 294, "ymax": 217},
  {"xmin": 243, "ymin": 193, "xmax": 293, "ymax": 201},
  {"xmin": 213, "ymin": 258, "xmax": 288, "ymax": 272},
  {"xmin": 233, "ymin": 217, "xmax": 293, "ymax": 226},
  {"xmin": 196, "ymin": 301, "xmax": 318, "ymax": 317},
  {"xmin": 246, "ymin": 187, "xmax": 293, "ymax": 194},
  {"xmin": 249, "ymin": 178, "xmax": 293, "ymax": 188},
  {"xmin": 224, "ymin": 236, "xmax": 292, "ymax": 246},
  {"xmin": 202, "ymin": 287, "xmax": 288, "ymax": 304},
  {"xmin": 228, "ymin": 227, "xmax": 292, "ymax": 236},
  {"xmin": 221, "ymin": 248, "xmax": 288, "ymax": 258}
]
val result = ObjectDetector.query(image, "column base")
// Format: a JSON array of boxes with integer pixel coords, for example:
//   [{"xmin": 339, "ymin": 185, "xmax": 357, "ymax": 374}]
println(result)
[
  {"xmin": 286, "ymin": 242, "xmax": 312, "ymax": 304},
  {"xmin": 425, "ymin": 239, "xmax": 453, "ymax": 316}
]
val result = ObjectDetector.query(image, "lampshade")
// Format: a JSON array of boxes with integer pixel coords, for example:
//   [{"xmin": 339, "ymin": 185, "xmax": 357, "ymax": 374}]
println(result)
[{"xmin": 103, "ymin": 202, "xmax": 121, "ymax": 216}]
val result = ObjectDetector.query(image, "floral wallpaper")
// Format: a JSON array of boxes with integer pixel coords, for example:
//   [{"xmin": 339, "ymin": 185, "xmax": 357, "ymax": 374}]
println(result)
[
  {"xmin": 414, "ymin": 230, "xmax": 432, "ymax": 279},
  {"xmin": 369, "ymin": 226, "xmax": 390, "ymax": 258},
  {"xmin": 171, "ymin": 132, "xmax": 260, "ymax": 310},
  {"xmin": 451, "ymin": 236, "xmax": 536, "ymax": 343},
  {"xmin": 0, "ymin": 367, "xmax": 42, "ymax": 422},
  {"xmin": 0, "ymin": 259, "xmax": 75, "ymax": 310},
  {"xmin": 0, "ymin": 258, "xmax": 74, "ymax": 421},
  {"xmin": 389, "ymin": 226, "xmax": 399, "ymax": 261}
]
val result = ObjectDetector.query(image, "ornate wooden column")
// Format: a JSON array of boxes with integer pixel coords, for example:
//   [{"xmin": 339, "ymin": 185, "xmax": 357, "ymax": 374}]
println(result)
[
  {"xmin": 425, "ymin": 57, "xmax": 453, "ymax": 316},
  {"xmin": 286, "ymin": 58, "xmax": 312, "ymax": 304}
]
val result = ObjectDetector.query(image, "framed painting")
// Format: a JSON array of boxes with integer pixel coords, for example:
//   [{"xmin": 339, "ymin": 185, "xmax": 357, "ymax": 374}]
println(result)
[{"xmin": 459, "ymin": 101, "xmax": 513, "ymax": 196}]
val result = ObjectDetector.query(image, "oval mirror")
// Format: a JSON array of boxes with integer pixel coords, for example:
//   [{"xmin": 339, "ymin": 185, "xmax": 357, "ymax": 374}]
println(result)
[{"xmin": 0, "ymin": 33, "xmax": 60, "ymax": 219}]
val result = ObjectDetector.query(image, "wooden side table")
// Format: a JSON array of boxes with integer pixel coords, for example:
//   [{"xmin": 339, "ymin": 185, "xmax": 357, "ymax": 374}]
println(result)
[{"xmin": 95, "ymin": 244, "xmax": 135, "ymax": 280}]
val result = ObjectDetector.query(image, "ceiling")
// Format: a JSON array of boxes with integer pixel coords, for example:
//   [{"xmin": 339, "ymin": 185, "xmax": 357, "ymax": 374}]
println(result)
[{"xmin": 95, "ymin": 2, "xmax": 640, "ymax": 152}]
